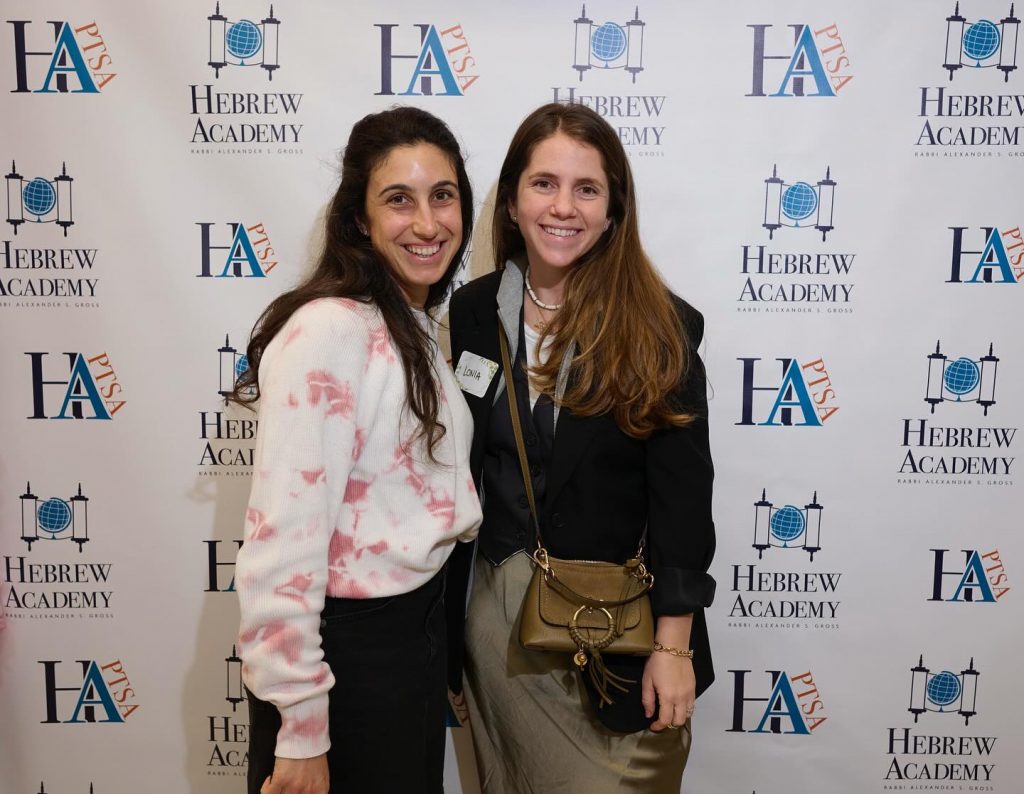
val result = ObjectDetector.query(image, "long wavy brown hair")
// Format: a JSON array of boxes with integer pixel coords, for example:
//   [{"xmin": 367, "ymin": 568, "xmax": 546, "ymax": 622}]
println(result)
[
  {"xmin": 230, "ymin": 107, "xmax": 473, "ymax": 458},
  {"xmin": 493, "ymin": 103, "xmax": 694, "ymax": 437}
]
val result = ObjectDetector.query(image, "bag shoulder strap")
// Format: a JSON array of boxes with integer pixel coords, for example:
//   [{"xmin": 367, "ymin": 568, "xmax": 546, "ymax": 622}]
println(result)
[{"xmin": 497, "ymin": 322, "xmax": 544, "ymax": 553}]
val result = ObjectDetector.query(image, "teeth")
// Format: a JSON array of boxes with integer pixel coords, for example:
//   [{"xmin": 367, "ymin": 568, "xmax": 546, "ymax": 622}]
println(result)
[
  {"xmin": 405, "ymin": 244, "xmax": 441, "ymax": 256},
  {"xmin": 543, "ymin": 226, "xmax": 580, "ymax": 238}
]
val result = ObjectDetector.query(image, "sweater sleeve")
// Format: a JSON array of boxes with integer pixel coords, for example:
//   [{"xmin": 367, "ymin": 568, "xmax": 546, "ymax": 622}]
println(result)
[{"xmin": 236, "ymin": 299, "xmax": 370, "ymax": 759}]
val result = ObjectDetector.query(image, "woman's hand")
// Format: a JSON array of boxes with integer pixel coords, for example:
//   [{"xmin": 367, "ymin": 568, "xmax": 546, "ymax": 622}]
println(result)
[
  {"xmin": 642, "ymin": 614, "xmax": 696, "ymax": 732},
  {"xmin": 260, "ymin": 754, "xmax": 329, "ymax": 794},
  {"xmin": 642, "ymin": 650, "xmax": 696, "ymax": 732},
  {"xmin": 448, "ymin": 687, "xmax": 470, "ymax": 726}
]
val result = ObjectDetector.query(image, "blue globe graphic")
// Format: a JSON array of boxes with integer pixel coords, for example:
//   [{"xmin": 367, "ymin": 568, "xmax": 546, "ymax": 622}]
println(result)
[
  {"xmin": 927, "ymin": 671, "xmax": 961, "ymax": 707},
  {"xmin": 781, "ymin": 182, "xmax": 818, "ymax": 221},
  {"xmin": 235, "ymin": 355, "xmax": 250, "ymax": 382},
  {"xmin": 944, "ymin": 357, "xmax": 979, "ymax": 396},
  {"xmin": 770, "ymin": 505, "xmax": 806, "ymax": 543},
  {"xmin": 38, "ymin": 498, "xmax": 72, "ymax": 534},
  {"xmin": 963, "ymin": 20, "xmax": 1001, "ymax": 62},
  {"xmin": 23, "ymin": 178, "xmax": 56, "ymax": 217},
  {"xmin": 591, "ymin": 23, "xmax": 627, "ymax": 62},
  {"xmin": 226, "ymin": 20, "xmax": 262, "ymax": 59}
]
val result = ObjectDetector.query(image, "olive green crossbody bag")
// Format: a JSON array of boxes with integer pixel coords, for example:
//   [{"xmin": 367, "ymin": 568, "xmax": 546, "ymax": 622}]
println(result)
[{"xmin": 498, "ymin": 325, "xmax": 655, "ymax": 707}]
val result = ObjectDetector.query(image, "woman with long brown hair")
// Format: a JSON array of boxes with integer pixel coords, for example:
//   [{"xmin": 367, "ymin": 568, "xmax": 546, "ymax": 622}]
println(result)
[
  {"xmin": 231, "ymin": 106, "xmax": 481, "ymax": 794},
  {"xmin": 447, "ymin": 102, "xmax": 715, "ymax": 791}
]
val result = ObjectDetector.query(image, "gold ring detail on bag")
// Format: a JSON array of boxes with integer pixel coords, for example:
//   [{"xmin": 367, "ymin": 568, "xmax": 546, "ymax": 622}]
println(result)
[{"xmin": 568, "ymin": 606, "xmax": 617, "ymax": 669}]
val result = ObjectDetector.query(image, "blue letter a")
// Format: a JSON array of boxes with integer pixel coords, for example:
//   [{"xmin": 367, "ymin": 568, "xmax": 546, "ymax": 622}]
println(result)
[
  {"xmin": 753, "ymin": 674, "xmax": 809, "ymax": 734},
  {"xmin": 37, "ymin": 23, "xmax": 99, "ymax": 94},
  {"xmin": 402, "ymin": 25, "xmax": 460, "ymax": 96},
  {"xmin": 773, "ymin": 25, "xmax": 833, "ymax": 97}
]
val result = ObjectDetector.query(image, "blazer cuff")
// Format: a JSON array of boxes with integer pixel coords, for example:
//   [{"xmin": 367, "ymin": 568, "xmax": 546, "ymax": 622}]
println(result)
[{"xmin": 650, "ymin": 568, "xmax": 716, "ymax": 616}]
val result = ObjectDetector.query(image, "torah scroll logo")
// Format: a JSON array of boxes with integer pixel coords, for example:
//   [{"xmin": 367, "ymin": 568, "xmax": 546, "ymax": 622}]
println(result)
[
  {"xmin": 924, "ymin": 341, "xmax": 998, "ymax": 416},
  {"xmin": 762, "ymin": 165, "xmax": 836, "ymax": 241},
  {"xmin": 5, "ymin": 161, "xmax": 74, "ymax": 236},
  {"xmin": 206, "ymin": 3, "xmax": 280, "ymax": 80},
  {"xmin": 942, "ymin": 3, "xmax": 1019, "ymax": 82},
  {"xmin": 909, "ymin": 655, "xmax": 980, "ymax": 724},
  {"xmin": 570, "ymin": 5, "xmax": 645, "ymax": 83}
]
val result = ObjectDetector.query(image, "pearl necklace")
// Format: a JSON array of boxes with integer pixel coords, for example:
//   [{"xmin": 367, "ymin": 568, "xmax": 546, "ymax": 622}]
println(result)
[{"xmin": 525, "ymin": 267, "xmax": 563, "ymax": 311}]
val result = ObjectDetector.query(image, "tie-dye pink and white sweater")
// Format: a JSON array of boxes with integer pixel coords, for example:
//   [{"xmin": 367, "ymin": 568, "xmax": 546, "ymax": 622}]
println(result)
[{"xmin": 236, "ymin": 297, "xmax": 481, "ymax": 759}]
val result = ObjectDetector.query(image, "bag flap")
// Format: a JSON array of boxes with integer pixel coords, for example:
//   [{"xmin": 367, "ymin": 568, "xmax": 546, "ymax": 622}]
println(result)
[{"xmin": 537, "ymin": 558, "xmax": 645, "ymax": 631}]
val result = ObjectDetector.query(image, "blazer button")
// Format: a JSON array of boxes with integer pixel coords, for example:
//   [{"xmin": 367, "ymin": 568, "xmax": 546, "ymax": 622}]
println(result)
[
  {"xmin": 518, "ymin": 495, "xmax": 529, "ymax": 509},
  {"xmin": 552, "ymin": 512, "xmax": 565, "ymax": 528},
  {"xmin": 526, "ymin": 435, "xmax": 537, "ymax": 447},
  {"xmin": 529, "ymin": 463, "xmax": 542, "ymax": 477}
]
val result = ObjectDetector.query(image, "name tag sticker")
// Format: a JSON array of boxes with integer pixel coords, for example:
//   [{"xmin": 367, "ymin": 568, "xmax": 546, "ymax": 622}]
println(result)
[{"xmin": 454, "ymin": 351, "xmax": 498, "ymax": 398}]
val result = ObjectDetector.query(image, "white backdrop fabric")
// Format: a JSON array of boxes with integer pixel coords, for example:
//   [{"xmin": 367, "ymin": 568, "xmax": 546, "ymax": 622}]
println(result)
[{"xmin": 2, "ymin": 1, "xmax": 1022, "ymax": 792}]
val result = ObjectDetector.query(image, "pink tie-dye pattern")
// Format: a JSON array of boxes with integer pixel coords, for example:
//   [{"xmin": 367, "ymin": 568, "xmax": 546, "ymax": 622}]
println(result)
[
  {"xmin": 353, "ymin": 427, "xmax": 367, "ymax": 461},
  {"xmin": 282, "ymin": 324, "xmax": 303, "ymax": 348},
  {"xmin": 424, "ymin": 490, "xmax": 456, "ymax": 532},
  {"xmin": 343, "ymin": 477, "xmax": 371, "ymax": 505},
  {"xmin": 365, "ymin": 322, "xmax": 394, "ymax": 363},
  {"xmin": 301, "ymin": 468, "xmax": 325, "ymax": 485},
  {"xmin": 273, "ymin": 572, "xmax": 315, "ymax": 607},
  {"xmin": 242, "ymin": 621, "xmax": 303, "ymax": 665},
  {"xmin": 306, "ymin": 370, "xmax": 355, "ymax": 418},
  {"xmin": 281, "ymin": 713, "xmax": 329, "ymax": 740},
  {"xmin": 245, "ymin": 508, "xmax": 277, "ymax": 542}
]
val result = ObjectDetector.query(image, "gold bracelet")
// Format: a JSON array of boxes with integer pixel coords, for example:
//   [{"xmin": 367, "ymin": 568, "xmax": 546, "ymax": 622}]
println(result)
[{"xmin": 653, "ymin": 641, "xmax": 694, "ymax": 659}]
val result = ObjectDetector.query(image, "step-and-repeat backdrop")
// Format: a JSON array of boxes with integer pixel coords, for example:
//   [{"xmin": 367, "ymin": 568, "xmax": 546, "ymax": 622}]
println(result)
[{"xmin": 2, "ymin": 1, "xmax": 1022, "ymax": 792}]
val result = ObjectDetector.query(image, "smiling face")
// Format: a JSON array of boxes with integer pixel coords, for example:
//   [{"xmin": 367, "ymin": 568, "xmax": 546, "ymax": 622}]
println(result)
[
  {"xmin": 364, "ymin": 143, "xmax": 463, "ymax": 307},
  {"xmin": 510, "ymin": 132, "xmax": 611, "ymax": 276}
]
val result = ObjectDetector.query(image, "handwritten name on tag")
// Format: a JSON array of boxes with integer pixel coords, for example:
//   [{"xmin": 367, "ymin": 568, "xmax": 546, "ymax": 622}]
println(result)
[{"xmin": 454, "ymin": 351, "xmax": 498, "ymax": 398}]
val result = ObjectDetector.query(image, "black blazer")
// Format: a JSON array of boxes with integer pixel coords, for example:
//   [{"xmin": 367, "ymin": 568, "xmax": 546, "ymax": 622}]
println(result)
[{"xmin": 445, "ymin": 270, "xmax": 716, "ymax": 724}]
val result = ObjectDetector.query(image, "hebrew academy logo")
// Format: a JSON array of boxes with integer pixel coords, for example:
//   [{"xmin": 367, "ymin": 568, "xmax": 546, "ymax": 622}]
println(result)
[
  {"xmin": 5, "ymin": 481, "xmax": 113, "ymax": 617},
  {"xmin": 909, "ymin": 655, "xmax": 980, "ymax": 724},
  {"xmin": 729, "ymin": 487, "xmax": 840, "ymax": 628},
  {"xmin": 203, "ymin": 645, "xmax": 249, "ymax": 773},
  {"xmin": 738, "ymin": 164, "xmax": 854, "ymax": 313},
  {"xmin": 762, "ymin": 165, "xmax": 836, "ymax": 241},
  {"xmin": 571, "ymin": 5, "xmax": 645, "ymax": 83},
  {"xmin": 19, "ymin": 482, "xmax": 89, "ymax": 551},
  {"xmin": 885, "ymin": 654, "xmax": 997, "ymax": 784},
  {"xmin": 206, "ymin": 3, "xmax": 280, "ymax": 80},
  {"xmin": 752, "ymin": 489, "xmax": 823, "ymax": 560},
  {"xmin": 943, "ymin": 3, "xmax": 1019, "ymax": 82},
  {"xmin": 199, "ymin": 334, "xmax": 256, "ymax": 474},
  {"xmin": 924, "ymin": 341, "xmax": 998, "ymax": 415},
  {"xmin": 899, "ymin": 340, "xmax": 1015, "ymax": 483},
  {"xmin": 6, "ymin": 161, "xmax": 73, "ymax": 236}
]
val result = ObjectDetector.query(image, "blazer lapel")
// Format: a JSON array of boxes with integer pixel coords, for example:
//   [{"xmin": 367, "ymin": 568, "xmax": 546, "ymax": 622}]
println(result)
[{"xmin": 544, "ymin": 407, "xmax": 612, "ymax": 509}]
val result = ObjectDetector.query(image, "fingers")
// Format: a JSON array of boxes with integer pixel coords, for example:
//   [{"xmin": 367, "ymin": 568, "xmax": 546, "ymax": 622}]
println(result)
[
  {"xmin": 260, "ymin": 776, "xmax": 274, "ymax": 794},
  {"xmin": 641, "ymin": 669, "xmax": 656, "ymax": 719}
]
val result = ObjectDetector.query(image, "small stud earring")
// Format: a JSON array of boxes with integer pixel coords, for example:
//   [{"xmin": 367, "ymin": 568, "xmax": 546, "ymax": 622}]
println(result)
[{"xmin": 511, "ymin": 214, "xmax": 518, "ymax": 224}]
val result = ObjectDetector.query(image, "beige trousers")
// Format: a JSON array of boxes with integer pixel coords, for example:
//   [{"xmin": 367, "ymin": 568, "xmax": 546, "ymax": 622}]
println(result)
[{"xmin": 464, "ymin": 553, "xmax": 691, "ymax": 794}]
